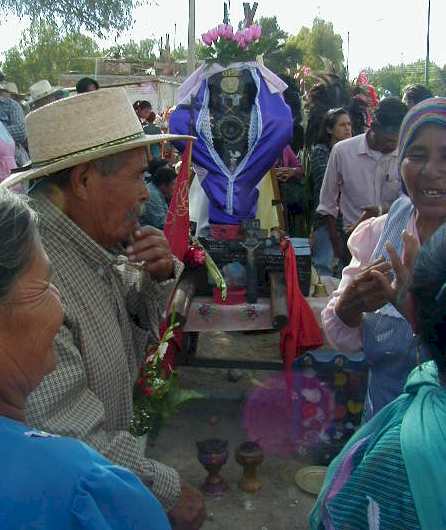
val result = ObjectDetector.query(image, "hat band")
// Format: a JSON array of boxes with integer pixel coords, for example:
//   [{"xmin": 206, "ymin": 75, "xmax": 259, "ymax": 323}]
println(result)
[{"xmin": 32, "ymin": 131, "xmax": 145, "ymax": 168}]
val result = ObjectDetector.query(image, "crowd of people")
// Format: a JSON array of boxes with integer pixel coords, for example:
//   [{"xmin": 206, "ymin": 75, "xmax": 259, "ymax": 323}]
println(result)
[{"xmin": 0, "ymin": 63, "xmax": 446, "ymax": 530}]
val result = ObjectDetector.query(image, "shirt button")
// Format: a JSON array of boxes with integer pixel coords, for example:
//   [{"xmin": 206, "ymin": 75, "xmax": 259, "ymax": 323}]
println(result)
[{"xmin": 97, "ymin": 266, "xmax": 105, "ymax": 277}]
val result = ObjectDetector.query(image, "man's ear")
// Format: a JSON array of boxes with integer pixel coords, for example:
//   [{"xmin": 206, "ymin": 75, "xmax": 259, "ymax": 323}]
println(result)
[{"xmin": 69, "ymin": 163, "xmax": 93, "ymax": 200}]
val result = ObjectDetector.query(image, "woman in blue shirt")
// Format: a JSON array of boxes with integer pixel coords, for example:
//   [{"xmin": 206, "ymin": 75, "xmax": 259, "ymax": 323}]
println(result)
[{"xmin": 0, "ymin": 188, "xmax": 171, "ymax": 530}]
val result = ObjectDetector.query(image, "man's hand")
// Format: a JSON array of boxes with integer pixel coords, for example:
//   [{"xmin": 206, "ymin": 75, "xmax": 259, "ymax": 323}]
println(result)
[
  {"xmin": 370, "ymin": 231, "xmax": 420, "ymax": 321},
  {"xmin": 168, "ymin": 481, "xmax": 206, "ymax": 530},
  {"xmin": 274, "ymin": 166, "xmax": 303, "ymax": 182},
  {"xmin": 335, "ymin": 257, "xmax": 393, "ymax": 327},
  {"xmin": 346, "ymin": 206, "xmax": 382, "ymax": 235},
  {"xmin": 126, "ymin": 226, "xmax": 174, "ymax": 281}
]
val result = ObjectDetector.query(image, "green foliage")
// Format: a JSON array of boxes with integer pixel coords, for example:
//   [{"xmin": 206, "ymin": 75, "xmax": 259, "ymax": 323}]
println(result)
[
  {"xmin": 259, "ymin": 16, "xmax": 302, "ymax": 74},
  {"xmin": 288, "ymin": 17, "xmax": 344, "ymax": 71},
  {"xmin": 171, "ymin": 44, "xmax": 187, "ymax": 62},
  {"xmin": 129, "ymin": 319, "xmax": 203, "ymax": 438},
  {"xmin": 0, "ymin": 0, "xmax": 150, "ymax": 36},
  {"xmin": 367, "ymin": 60, "xmax": 446, "ymax": 97},
  {"xmin": 1, "ymin": 22, "xmax": 101, "ymax": 91},
  {"xmin": 104, "ymin": 39, "xmax": 157, "ymax": 63}
]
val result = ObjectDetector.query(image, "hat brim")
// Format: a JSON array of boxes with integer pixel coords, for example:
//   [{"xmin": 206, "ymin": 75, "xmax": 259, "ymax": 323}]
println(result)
[
  {"xmin": 30, "ymin": 87, "xmax": 64, "ymax": 103},
  {"xmin": 1, "ymin": 133, "xmax": 195, "ymax": 189}
]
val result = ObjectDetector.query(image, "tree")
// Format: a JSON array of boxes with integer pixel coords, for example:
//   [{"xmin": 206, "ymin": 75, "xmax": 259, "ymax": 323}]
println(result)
[
  {"xmin": 258, "ymin": 16, "xmax": 302, "ymax": 74},
  {"xmin": 1, "ymin": 23, "xmax": 101, "ymax": 91},
  {"xmin": 0, "ymin": 0, "xmax": 149, "ymax": 35},
  {"xmin": 288, "ymin": 17, "xmax": 344, "ymax": 71},
  {"xmin": 367, "ymin": 60, "xmax": 446, "ymax": 96},
  {"xmin": 105, "ymin": 39, "xmax": 157, "ymax": 63},
  {"xmin": 171, "ymin": 45, "xmax": 188, "ymax": 62}
]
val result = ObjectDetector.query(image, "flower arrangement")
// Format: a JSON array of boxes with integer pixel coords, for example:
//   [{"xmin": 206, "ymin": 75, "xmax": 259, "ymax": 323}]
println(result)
[
  {"xmin": 200, "ymin": 23, "xmax": 266, "ymax": 65},
  {"xmin": 130, "ymin": 317, "xmax": 202, "ymax": 438}
]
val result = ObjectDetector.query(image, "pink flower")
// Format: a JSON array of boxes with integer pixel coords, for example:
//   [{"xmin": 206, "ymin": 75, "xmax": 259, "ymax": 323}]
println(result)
[
  {"xmin": 224, "ymin": 24, "xmax": 234, "ymax": 40},
  {"xmin": 243, "ymin": 26, "xmax": 255, "ymax": 45},
  {"xmin": 201, "ymin": 31, "xmax": 214, "ymax": 46},
  {"xmin": 251, "ymin": 24, "xmax": 262, "ymax": 41},
  {"xmin": 208, "ymin": 27, "xmax": 219, "ymax": 42},
  {"xmin": 234, "ymin": 31, "xmax": 246, "ymax": 48},
  {"xmin": 217, "ymin": 24, "xmax": 227, "ymax": 38}
]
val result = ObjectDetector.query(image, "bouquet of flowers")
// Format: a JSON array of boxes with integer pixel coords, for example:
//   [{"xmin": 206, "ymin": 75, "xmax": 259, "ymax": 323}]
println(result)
[
  {"xmin": 200, "ymin": 23, "xmax": 266, "ymax": 65},
  {"xmin": 130, "ymin": 316, "xmax": 202, "ymax": 438}
]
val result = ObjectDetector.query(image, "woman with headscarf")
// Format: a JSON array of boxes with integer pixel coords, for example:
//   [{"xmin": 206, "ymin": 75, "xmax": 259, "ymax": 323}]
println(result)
[
  {"xmin": 0, "ymin": 188, "xmax": 171, "ymax": 529},
  {"xmin": 321, "ymin": 97, "xmax": 446, "ymax": 421},
  {"xmin": 310, "ymin": 220, "xmax": 446, "ymax": 530}
]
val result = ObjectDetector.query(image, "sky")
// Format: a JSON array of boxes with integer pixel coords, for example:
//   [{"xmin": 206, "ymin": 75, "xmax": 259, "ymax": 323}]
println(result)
[{"xmin": 0, "ymin": 0, "xmax": 443, "ymax": 77}]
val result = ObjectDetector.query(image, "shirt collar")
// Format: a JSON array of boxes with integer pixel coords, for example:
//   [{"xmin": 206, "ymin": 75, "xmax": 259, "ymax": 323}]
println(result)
[{"xmin": 358, "ymin": 132, "xmax": 397, "ymax": 160}]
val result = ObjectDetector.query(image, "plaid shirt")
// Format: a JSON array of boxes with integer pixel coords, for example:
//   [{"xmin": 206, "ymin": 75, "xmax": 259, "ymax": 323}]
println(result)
[
  {"xmin": 0, "ymin": 96, "xmax": 26, "ymax": 146},
  {"xmin": 25, "ymin": 193, "xmax": 182, "ymax": 510}
]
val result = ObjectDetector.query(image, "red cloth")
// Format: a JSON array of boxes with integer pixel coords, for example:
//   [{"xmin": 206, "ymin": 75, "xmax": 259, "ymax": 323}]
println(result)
[
  {"xmin": 163, "ymin": 142, "xmax": 192, "ymax": 260},
  {"xmin": 280, "ymin": 239, "xmax": 323, "ymax": 371},
  {"xmin": 161, "ymin": 142, "xmax": 192, "ymax": 370}
]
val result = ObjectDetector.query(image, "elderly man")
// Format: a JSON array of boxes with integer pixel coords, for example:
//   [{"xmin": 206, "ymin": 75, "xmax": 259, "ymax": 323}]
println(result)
[{"xmin": 3, "ymin": 88, "xmax": 205, "ymax": 530}]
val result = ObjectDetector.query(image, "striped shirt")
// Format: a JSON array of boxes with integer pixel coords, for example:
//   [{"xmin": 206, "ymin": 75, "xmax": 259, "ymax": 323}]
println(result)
[{"xmin": 326, "ymin": 423, "xmax": 420, "ymax": 530}]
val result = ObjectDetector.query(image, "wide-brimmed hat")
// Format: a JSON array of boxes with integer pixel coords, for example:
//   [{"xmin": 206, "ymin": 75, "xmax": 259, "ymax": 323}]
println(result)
[
  {"xmin": 29, "ymin": 80, "xmax": 63, "ymax": 103},
  {"xmin": 1, "ymin": 87, "xmax": 194, "ymax": 189}
]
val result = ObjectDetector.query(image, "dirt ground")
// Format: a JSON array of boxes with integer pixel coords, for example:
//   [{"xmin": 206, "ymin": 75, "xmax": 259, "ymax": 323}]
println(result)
[{"xmin": 149, "ymin": 331, "xmax": 320, "ymax": 530}]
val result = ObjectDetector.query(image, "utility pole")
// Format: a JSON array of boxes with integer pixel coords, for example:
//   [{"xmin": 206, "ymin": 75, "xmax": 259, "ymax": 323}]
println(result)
[
  {"xmin": 187, "ymin": 0, "xmax": 196, "ymax": 75},
  {"xmin": 425, "ymin": 0, "xmax": 431, "ymax": 86},
  {"xmin": 346, "ymin": 31, "xmax": 350, "ymax": 81}
]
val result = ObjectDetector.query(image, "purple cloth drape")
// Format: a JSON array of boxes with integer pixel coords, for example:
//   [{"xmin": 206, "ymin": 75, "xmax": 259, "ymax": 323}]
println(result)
[{"xmin": 170, "ymin": 65, "xmax": 293, "ymax": 224}]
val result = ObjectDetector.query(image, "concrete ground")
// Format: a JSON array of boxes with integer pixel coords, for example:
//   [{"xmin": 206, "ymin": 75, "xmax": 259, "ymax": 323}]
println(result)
[{"xmin": 149, "ymin": 331, "xmax": 322, "ymax": 530}]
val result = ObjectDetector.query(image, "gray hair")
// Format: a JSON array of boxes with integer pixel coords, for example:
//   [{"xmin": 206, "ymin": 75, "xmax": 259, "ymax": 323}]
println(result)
[
  {"xmin": 0, "ymin": 188, "xmax": 38, "ymax": 303},
  {"xmin": 32, "ymin": 151, "xmax": 132, "ymax": 195}
]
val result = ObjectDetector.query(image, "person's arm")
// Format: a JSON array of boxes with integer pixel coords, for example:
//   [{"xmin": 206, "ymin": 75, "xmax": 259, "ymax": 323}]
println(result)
[
  {"xmin": 4, "ymin": 99, "xmax": 26, "ymax": 146},
  {"xmin": 321, "ymin": 215, "xmax": 387, "ymax": 352},
  {"xmin": 73, "ymin": 451, "xmax": 173, "ymax": 530},
  {"xmin": 25, "ymin": 324, "xmax": 181, "ymax": 511},
  {"xmin": 311, "ymin": 145, "xmax": 329, "ymax": 208}
]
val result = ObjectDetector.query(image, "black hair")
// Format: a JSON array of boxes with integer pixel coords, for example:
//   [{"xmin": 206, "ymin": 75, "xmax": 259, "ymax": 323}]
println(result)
[
  {"xmin": 411, "ymin": 223, "xmax": 446, "ymax": 375},
  {"xmin": 151, "ymin": 166, "xmax": 176, "ymax": 188},
  {"xmin": 148, "ymin": 158, "xmax": 169, "ymax": 176},
  {"xmin": 76, "ymin": 77, "xmax": 99, "ymax": 94},
  {"xmin": 133, "ymin": 100, "xmax": 152, "ymax": 111},
  {"xmin": 403, "ymin": 84, "xmax": 433, "ymax": 107},
  {"xmin": 373, "ymin": 96, "xmax": 408, "ymax": 132},
  {"xmin": 317, "ymin": 107, "xmax": 350, "ymax": 146},
  {"xmin": 279, "ymin": 74, "xmax": 305, "ymax": 151}
]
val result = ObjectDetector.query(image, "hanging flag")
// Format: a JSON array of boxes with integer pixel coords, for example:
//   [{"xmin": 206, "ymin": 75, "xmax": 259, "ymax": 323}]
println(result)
[{"xmin": 164, "ymin": 141, "xmax": 192, "ymax": 260}]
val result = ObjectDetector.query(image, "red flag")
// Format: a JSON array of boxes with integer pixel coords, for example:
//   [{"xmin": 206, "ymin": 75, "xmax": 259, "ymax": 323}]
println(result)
[
  {"xmin": 280, "ymin": 239, "xmax": 323, "ymax": 371},
  {"xmin": 164, "ymin": 141, "xmax": 192, "ymax": 260}
]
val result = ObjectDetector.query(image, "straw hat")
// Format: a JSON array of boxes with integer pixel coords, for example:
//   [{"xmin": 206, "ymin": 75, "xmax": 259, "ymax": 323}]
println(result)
[
  {"xmin": 29, "ymin": 80, "xmax": 62, "ymax": 103},
  {"xmin": 1, "ymin": 87, "xmax": 194, "ymax": 189}
]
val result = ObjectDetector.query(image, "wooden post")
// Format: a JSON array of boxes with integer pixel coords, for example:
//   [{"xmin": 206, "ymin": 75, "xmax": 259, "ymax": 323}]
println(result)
[
  {"xmin": 187, "ymin": 0, "xmax": 196, "ymax": 76},
  {"xmin": 269, "ymin": 271, "xmax": 289, "ymax": 330},
  {"xmin": 425, "ymin": 0, "xmax": 431, "ymax": 86}
]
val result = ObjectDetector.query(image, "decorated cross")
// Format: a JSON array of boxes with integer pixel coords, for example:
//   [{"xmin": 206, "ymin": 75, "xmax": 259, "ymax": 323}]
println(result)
[{"xmin": 243, "ymin": 2, "xmax": 258, "ymax": 27}]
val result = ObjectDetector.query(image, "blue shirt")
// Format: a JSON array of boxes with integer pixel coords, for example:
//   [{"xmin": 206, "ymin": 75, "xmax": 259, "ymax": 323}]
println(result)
[
  {"xmin": 140, "ymin": 181, "xmax": 169, "ymax": 230},
  {"xmin": 0, "ymin": 416, "xmax": 171, "ymax": 529}
]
